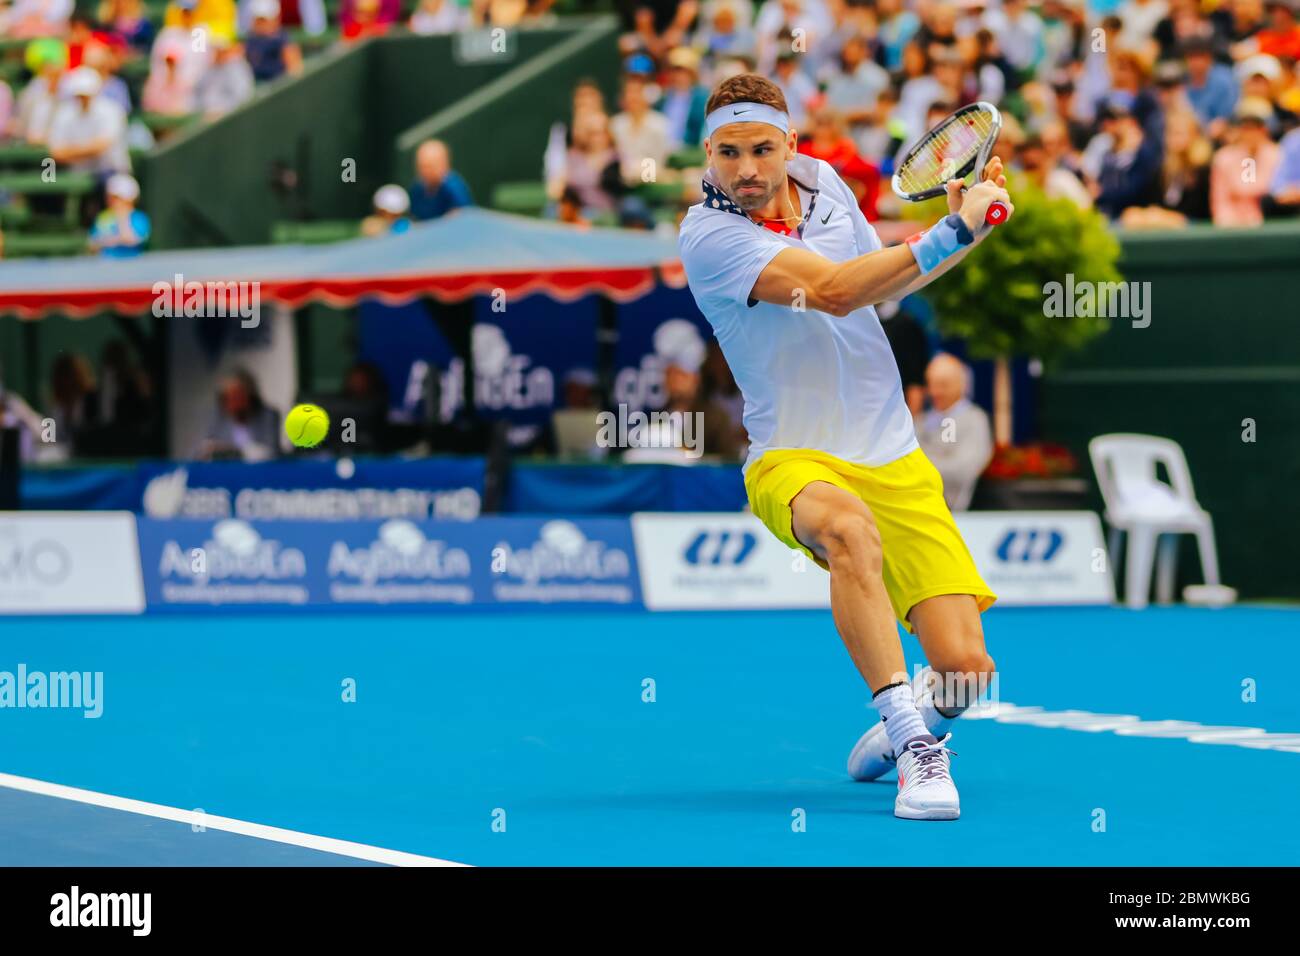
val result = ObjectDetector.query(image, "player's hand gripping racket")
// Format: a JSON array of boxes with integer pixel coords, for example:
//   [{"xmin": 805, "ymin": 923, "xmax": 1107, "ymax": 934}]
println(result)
[{"xmin": 891, "ymin": 101, "xmax": 1009, "ymax": 226}]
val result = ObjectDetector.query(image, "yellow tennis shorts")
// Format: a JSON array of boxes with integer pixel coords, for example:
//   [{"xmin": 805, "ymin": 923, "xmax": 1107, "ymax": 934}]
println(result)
[{"xmin": 745, "ymin": 447, "xmax": 997, "ymax": 631}]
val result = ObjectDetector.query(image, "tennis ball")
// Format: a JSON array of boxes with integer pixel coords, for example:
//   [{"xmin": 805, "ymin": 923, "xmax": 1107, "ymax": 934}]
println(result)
[{"xmin": 285, "ymin": 403, "xmax": 330, "ymax": 448}]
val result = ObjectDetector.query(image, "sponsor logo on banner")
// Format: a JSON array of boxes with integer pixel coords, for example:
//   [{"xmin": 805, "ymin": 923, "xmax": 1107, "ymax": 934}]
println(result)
[
  {"xmin": 632, "ymin": 513, "xmax": 829, "ymax": 610},
  {"xmin": 327, "ymin": 520, "xmax": 474, "ymax": 605},
  {"xmin": 152, "ymin": 519, "xmax": 310, "ymax": 606},
  {"xmin": 0, "ymin": 513, "xmax": 144, "ymax": 614},
  {"xmin": 955, "ymin": 512, "xmax": 1114, "ymax": 605},
  {"xmin": 490, "ymin": 519, "xmax": 638, "ymax": 604}
]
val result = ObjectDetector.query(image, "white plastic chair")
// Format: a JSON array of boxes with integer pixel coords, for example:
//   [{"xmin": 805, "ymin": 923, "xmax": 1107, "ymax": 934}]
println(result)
[{"xmin": 1088, "ymin": 433, "xmax": 1229, "ymax": 609}]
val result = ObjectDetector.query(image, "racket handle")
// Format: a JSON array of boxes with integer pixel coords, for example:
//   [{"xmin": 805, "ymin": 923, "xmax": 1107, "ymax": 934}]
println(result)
[{"xmin": 985, "ymin": 201, "xmax": 1009, "ymax": 226}]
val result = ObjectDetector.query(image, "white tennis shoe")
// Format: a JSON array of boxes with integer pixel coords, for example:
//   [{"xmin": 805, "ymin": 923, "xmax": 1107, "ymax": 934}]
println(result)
[{"xmin": 894, "ymin": 733, "xmax": 960, "ymax": 821}]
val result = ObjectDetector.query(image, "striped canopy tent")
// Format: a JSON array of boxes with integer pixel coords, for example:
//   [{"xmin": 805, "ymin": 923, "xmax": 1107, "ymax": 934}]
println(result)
[{"xmin": 0, "ymin": 208, "xmax": 688, "ymax": 319}]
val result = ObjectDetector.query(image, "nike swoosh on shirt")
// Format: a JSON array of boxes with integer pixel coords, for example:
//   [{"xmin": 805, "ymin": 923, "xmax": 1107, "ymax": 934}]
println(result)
[{"xmin": 820, "ymin": 211, "xmax": 832, "ymax": 224}]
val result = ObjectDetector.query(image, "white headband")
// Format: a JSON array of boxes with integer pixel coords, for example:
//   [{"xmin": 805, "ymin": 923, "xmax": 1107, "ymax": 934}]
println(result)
[{"xmin": 705, "ymin": 102, "xmax": 790, "ymax": 139}]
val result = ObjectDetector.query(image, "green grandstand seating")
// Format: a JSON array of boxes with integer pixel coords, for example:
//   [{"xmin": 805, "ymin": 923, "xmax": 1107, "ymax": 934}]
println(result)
[
  {"xmin": 0, "ymin": 143, "xmax": 50, "ymax": 170},
  {"xmin": 271, "ymin": 219, "xmax": 361, "ymax": 244},
  {"xmin": 1, "ymin": 231, "xmax": 90, "ymax": 258},
  {"xmin": 667, "ymin": 147, "xmax": 706, "ymax": 170},
  {"xmin": 491, "ymin": 181, "xmax": 549, "ymax": 216},
  {"xmin": 0, "ymin": 205, "xmax": 34, "ymax": 228},
  {"xmin": 0, "ymin": 170, "xmax": 97, "ymax": 226}
]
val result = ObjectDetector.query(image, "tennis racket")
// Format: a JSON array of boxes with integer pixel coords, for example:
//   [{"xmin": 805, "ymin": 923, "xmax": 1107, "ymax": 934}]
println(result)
[{"xmin": 892, "ymin": 101, "xmax": 1009, "ymax": 226}]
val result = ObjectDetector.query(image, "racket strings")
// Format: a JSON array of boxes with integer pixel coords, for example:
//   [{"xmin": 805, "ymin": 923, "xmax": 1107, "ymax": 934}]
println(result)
[{"xmin": 898, "ymin": 110, "xmax": 996, "ymax": 195}]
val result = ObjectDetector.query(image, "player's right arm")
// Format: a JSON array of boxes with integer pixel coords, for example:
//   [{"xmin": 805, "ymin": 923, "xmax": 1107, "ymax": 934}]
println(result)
[{"xmin": 750, "ymin": 181, "xmax": 1008, "ymax": 317}]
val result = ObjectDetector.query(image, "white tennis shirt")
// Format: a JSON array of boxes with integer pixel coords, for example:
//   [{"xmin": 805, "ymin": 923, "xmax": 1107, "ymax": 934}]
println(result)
[{"xmin": 678, "ymin": 154, "xmax": 919, "ymax": 473}]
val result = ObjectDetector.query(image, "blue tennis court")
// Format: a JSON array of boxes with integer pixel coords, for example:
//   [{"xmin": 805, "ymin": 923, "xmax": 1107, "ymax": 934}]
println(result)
[{"xmin": 2, "ymin": 604, "xmax": 1297, "ymax": 866}]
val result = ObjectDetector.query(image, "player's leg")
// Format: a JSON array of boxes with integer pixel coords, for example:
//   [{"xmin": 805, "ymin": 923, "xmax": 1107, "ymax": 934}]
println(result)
[
  {"xmin": 789, "ymin": 481, "xmax": 934, "ymax": 783},
  {"xmin": 789, "ymin": 480, "xmax": 906, "ymax": 690},
  {"xmin": 909, "ymin": 594, "xmax": 997, "ymax": 739}
]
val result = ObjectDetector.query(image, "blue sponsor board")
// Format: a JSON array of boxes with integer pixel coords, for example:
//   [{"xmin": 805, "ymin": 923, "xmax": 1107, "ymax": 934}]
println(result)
[
  {"xmin": 135, "ymin": 516, "xmax": 642, "ymax": 612},
  {"xmin": 133, "ymin": 458, "xmax": 485, "ymax": 521}
]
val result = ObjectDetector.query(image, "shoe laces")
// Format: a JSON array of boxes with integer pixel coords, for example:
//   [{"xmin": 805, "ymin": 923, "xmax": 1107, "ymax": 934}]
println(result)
[{"xmin": 907, "ymin": 735, "xmax": 956, "ymax": 783}]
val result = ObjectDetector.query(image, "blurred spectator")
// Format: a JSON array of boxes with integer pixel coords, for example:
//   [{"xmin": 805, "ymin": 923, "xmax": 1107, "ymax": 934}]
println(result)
[
  {"xmin": 619, "ymin": 0, "xmax": 697, "ymax": 62},
  {"xmin": 1182, "ymin": 34, "xmax": 1238, "ymax": 139},
  {"xmin": 244, "ymin": 0, "xmax": 304, "ymax": 82},
  {"xmin": 237, "ymin": 0, "xmax": 326, "ymax": 35},
  {"xmin": 361, "ymin": 184, "xmax": 412, "ymax": 236},
  {"xmin": 47, "ymin": 67, "xmax": 131, "ymax": 175},
  {"xmin": 65, "ymin": 12, "xmax": 97, "ymax": 69},
  {"xmin": 330, "ymin": 361, "xmax": 390, "ymax": 452},
  {"xmin": 1235, "ymin": 53, "xmax": 1286, "ymax": 129},
  {"xmin": 771, "ymin": 48, "xmax": 817, "ymax": 129},
  {"xmin": 701, "ymin": 339, "xmax": 744, "ymax": 444},
  {"xmin": 971, "ymin": 28, "xmax": 1015, "ymax": 105},
  {"xmin": 196, "ymin": 369, "xmax": 281, "ymax": 461},
  {"xmin": 151, "ymin": 9, "xmax": 215, "ymax": 88},
  {"xmin": 409, "ymin": 0, "xmax": 468, "ymax": 34},
  {"xmin": 99, "ymin": 0, "xmax": 157, "ymax": 52},
  {"xmin": 1019, "ymin": 130, "xmax": 1093, "ymax": 208},
  {"xmin": 7, "ymin": 0, "xmax": 73, "ymax": 39},
  {"xmin": 1264, "ymin": 124, "xmax": 1300, "ymax": 216},
  {"xmin": 14, "ymin": 38, "xmax": 68, "ymax": 145},
  {"xmin": 628, "ymin": 331, "xmax": 743, "ymax": 462},
  {"xmin": 89, "ymin": 173, "xmax": 151, "ymax": 256},
  {"xmin": 1092, "ymin": 100, "xmax": 1163, "ymax": 219},
  {"xmin": 876, "ymin": 0, "xmax": 920, "ymax": 71},
  {"xmin": 408, "ymin": 139, "xmax": 474, "ymax": 221},
  {"xmin": 340, "ymin": 0, "xmax": 399, "ymax": 41},
  {"xmin": 982, "ymin": 0, "xmax": 1046, "ymax": 75},
  {"xmin": 163, "ymin": 0, "xmax": 237, "ymax": 43},
  {"xmin": 916, "ymin": 354, "xmax": 992, "ymax": 513},
  {"xmin": 755, "ymin": 0, "xmax": 833, "ymax": 75},
  {"xmin": 561, "ymin": 110, "xmax": 624, "ymax": 216},
  {"xmin": 196, "ymin": 36, "xmax": 255, "ymax": 118},
  {"xmin": 1211, "ymin": 97, "xmax": 1282, "ymax": 225},
  {"xmin": 822, "ymin": 33, "xmax": 891, "ymax": 135},
  {"xmin": 612, "ymin": 73, "xmax": 672, "ymax": 186},
  {"xmin": 98, "ymin": 339, "xmax": 154, "ymax": 430},
  {"xmin": 798, "ymin": 107, "xmax": 881, "ymax": 220},
  {"xmin": 0, "ymin": 386, "xmax": 44, "ymax": 463},
  {"xmin": 1252, "ymin": 0, "xmax": 1300, "ymax": 60},
  {"xmin": 1155, "ymin": 0, "xmax": 1222, "ymax": 61},
  {"xmin": 48, "ymin": 353, "xmax": 100, "ymax": 453},
  {"xmin": 1118, "ymin": 0, "xmax": 1169, "ymax": 53},
  {"xmin": 142, "ymin": 39, "xmax": 197, "ymax": 115},
  {"xmin": 1120, "ymin": 108, "xmax": 1212, "ymax": 225},
  {"xmin": 556, "ymin": 186, "xmax": 591, "ymax": 228},
  {"xmin": 82, "ymin": 39, "xmax": 133, "ymax": 115},
  {"xmin": 693, "ymin": 0, "xmax": 757, "ymax": 71},
  {"xmin": 659, "ymin": 47, "xmax": 708, "ymax": 148}
]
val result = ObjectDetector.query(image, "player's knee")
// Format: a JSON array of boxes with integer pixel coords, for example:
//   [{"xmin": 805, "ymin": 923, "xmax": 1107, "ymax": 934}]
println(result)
[
  {"xmin": 938, "ymin": 649, "xmax": 996, "ymax": 684},
  {"xmin": 820, "ymin": 510, "xmax": 882, "ymax": 572}
]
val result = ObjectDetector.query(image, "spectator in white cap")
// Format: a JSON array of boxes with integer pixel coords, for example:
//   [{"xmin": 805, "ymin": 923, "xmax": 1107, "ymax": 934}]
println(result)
[
  {"xmin": 244, "ymin": 0, "xmax": 303, "ymax": 82},
  {"xmin": 362, "ymin": 184, "xmax": 412, "ymax": 236},
  {"xmin": 47, "ymin": 66, "xmax": 131, "ymax": 176},
  {"xmin": 89, "ymin": 173, "xmax": 151, "ymax": 258},
  {"xmin": 195, "ymin": 33, "xmax": 255, "ymax": 119}
]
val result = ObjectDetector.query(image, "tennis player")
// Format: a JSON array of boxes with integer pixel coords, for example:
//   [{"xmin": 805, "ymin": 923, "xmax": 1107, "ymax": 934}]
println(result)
[{"xmin": 678, "ymin": 74, "xmax": 1012, "ymax": 821}]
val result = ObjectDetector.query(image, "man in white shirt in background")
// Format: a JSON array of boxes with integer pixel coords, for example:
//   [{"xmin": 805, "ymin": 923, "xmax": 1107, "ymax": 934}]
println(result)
[
  {"xmin": 46, "ymin": 66, "xmax": 130, "ymax": 176},
  {"xmin": 916, "ymin": 354, "xmax": 994, "ymax": 512}
]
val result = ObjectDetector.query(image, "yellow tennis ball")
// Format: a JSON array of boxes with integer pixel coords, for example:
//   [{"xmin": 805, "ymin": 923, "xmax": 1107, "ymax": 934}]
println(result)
[{"xmin": 285, "ymin": 403, "xmax": 330, "ymax": 448}]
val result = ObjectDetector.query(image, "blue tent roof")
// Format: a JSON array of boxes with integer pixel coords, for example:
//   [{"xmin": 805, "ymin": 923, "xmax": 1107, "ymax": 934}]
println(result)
[{"xmin": 0, "ymin": 208, "xmax": 687, "ymax": 318}]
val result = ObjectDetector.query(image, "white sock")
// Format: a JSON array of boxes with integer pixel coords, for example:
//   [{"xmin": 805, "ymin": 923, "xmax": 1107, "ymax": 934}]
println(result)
[
  {"xmin": 873, "ymin": 682, "xmax": 930, "ymax": 757},
  {"xmin": 915, "ymin": 667, "xmax": 967, "ymax": 739}
]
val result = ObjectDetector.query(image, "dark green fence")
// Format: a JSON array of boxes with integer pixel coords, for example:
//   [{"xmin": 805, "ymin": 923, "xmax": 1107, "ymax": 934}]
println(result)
[{"xmin": 1040, "ymin": 222, "xmax": 1300, "ymax": 600}]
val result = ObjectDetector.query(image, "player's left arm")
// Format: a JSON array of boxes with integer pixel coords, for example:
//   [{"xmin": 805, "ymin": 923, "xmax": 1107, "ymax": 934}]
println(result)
[{"xmin": 892, "ymin": 157, "xmax": 1010, "ymax": 299}]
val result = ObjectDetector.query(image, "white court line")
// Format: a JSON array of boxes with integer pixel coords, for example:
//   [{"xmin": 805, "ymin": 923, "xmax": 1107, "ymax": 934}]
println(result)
[
  {"xmin": 962, "ymin": 703, "xmax": 1300, "ymax": 753},
  {"xmin": 0, "ymin": 772, "xmax": 469, "ymax": 867}
]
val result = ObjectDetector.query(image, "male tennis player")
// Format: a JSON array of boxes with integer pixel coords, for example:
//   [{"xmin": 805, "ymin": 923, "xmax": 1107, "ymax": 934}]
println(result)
[{"xmin": 678, "ymin": 74, "xmax": 1012, "ymax": 821}]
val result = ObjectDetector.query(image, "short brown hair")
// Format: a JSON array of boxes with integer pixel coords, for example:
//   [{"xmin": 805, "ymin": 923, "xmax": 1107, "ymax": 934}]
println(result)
[{"xmin": 705, "ymin": 73, "xmax": 789, "ymax": 116}]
